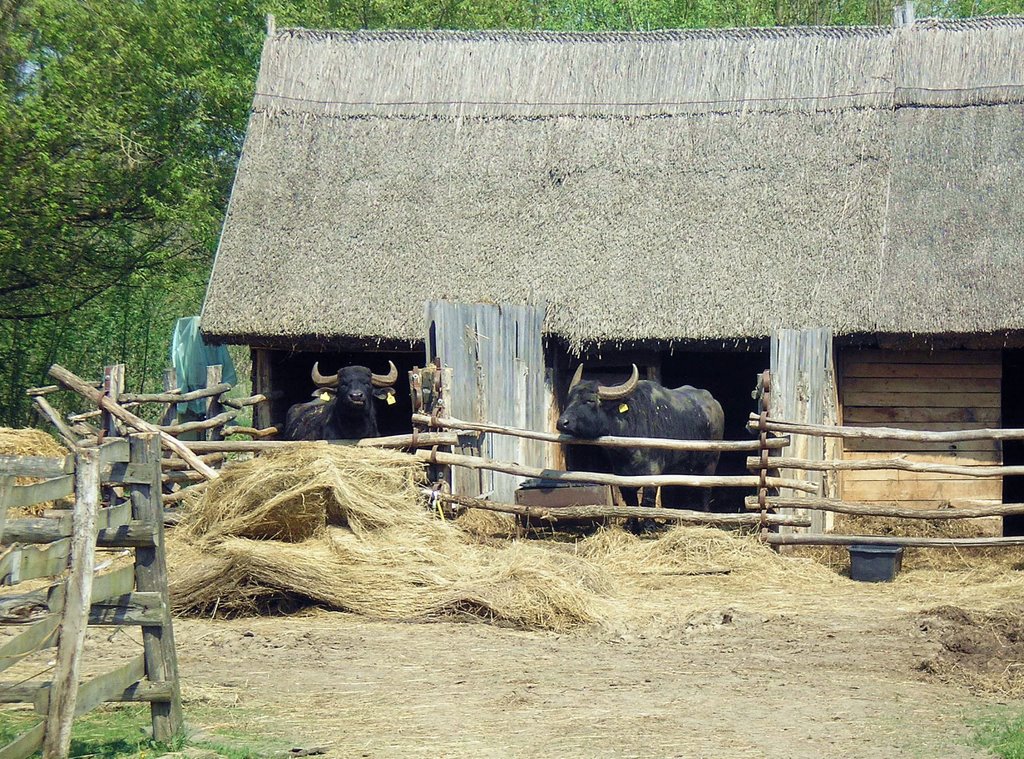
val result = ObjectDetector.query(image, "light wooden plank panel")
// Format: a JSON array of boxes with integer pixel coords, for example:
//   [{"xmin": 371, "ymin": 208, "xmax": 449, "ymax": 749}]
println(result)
[
  {"xmin": 843, "ymin": 479, "xmax": 1002, "ymax": 501},
  {"xmin": 4, "ymin": 476, "xmax": 73, "ymax": 510},
  {"xmin": 843, "ymin": 377, "xmax": 1001, "ymax": 394},
  {"xmin": 843, "ymin": 392, "xmax": 1001, "ymax": 408},
  {"xmin": 843, "ymin": 406, "xmax": 1001, "ymax": 424},
  {"xmin": 843, "ymin": 362, "xmax": 1002, "ymax": 379},
  {"xmin": 842, "ymin": 450, "xmax": 1001, "ymax": 465},
  {"xmin": 844, "ymin": 439, "xmax": 1000, "ymax": 454},
  {"xmin": 836, "ymin": 421, "xmax": 993, "ymax": 432},
  {"xmin": 0, "ymin": 539, "xmax": 71, "ymax": 586},
  {"xmin": 0, "ymin": 720, "xmax": 45, "ymax": 759},
  {"xmin": 842, "ymin": 469, "xmax": 1004, "ymax": 482},
  {"xmin": 844, "ymin": 350, "xmax": 999, "ymax": 364}
]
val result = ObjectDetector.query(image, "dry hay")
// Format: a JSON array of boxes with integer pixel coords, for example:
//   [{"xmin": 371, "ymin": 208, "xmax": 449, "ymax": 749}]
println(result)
[
  {"xmin": 792, "ymin": 513, "xmax": 1024, "ymax": 573},
  {"xmin": 170, "ymin": 445, "xmax": 618, "ymax": 631},
  {"xmin": 168, "ymin": 445, "xmax": 1024, "ymax": 645},
  {"xmin": 170, "ymin": 445, "xmax": 843, "ymax": 631},
  {"xmin": 0, "ymin": 427, "xmax": 70, "ymax": 515}
]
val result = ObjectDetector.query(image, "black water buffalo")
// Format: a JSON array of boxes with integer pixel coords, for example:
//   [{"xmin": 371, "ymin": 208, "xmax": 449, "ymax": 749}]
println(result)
[
  {"xmin": 556, "ymin": 364, "xmax": 724, "ymax": 529},
  {"xmin": 283, "ymin": 361, "xmax": 399, "ymax": 441}
]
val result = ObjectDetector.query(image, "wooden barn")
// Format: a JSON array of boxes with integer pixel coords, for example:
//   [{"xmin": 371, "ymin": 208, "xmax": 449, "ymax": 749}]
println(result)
[{"xmin": 200, "ymin": 19, "xmax": 1024, "ymax": 526}]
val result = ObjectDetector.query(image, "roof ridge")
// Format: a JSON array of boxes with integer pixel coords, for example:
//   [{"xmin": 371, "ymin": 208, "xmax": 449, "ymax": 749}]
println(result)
[{"xmin": 275, "ymin": 18, "xmax": 1024, "ymax": 42}]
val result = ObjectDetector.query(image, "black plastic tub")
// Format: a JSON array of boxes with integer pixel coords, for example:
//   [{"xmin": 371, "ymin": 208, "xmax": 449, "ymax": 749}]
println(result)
[{"xmin": 848, "ymin": 544, "xmax": 904, "ymax": 582}]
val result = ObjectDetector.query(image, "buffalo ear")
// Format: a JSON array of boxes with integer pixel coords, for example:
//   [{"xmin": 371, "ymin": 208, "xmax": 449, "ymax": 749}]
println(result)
[{"xmin": 373, "ymin": 386, "xmax": 396, "ymax": 401}]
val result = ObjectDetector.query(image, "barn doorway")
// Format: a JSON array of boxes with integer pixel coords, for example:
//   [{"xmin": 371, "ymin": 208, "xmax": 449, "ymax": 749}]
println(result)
[
  {"xmin": 660, "ymin": 349, "xmax": 766, "ymax": 513},
  {"xmin": 1002, "ymin": 348, "xmax": 1024, "ymax": 535},
  {"xmin": 262, "ymin": 348, "xmax": 420, "ymax": 437},
  {"xmin": 553, "ymin": 344, "xmax": 766, "ymax": 513}
]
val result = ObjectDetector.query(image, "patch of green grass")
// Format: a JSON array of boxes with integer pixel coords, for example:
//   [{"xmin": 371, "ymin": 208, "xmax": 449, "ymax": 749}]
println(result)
[
  {"xmin": 0, "ymin": 704, "xmax": 285, "ymax": 758},
  {"xmin": 971, "ymin": 709, "xmax": 1024, "ymax": 759}
]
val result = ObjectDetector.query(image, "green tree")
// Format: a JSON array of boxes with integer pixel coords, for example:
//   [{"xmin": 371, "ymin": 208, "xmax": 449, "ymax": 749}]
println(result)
[{"xmin": 4, "ymin": 0, "xmax": 1023, "ymax": 427}]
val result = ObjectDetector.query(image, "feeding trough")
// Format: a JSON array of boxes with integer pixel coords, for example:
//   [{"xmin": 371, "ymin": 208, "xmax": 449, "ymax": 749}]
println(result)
[{"xmin": 848, "ymin": 544, "xmax": 904, "ymax": 582}]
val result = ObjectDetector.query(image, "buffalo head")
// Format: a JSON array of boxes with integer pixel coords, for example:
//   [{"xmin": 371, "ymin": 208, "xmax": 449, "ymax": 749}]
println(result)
[
  {"xmin": 556, "ymin": 363, "xmax": 639, "ymax": 438},
  {"xmin": 311, "ymin": 361, "xmax": 398, "ymax": 410}
]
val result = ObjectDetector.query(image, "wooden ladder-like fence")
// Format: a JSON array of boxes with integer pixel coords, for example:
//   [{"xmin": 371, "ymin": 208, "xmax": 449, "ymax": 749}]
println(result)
[{"xmin": 0, "ymin": 433, "xmax": 182, "ymax": 758}]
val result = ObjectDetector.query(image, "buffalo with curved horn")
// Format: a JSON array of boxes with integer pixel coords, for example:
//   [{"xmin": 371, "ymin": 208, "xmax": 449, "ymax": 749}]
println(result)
[
  {"xmin": 556, "ymin": 363, "xmax": 724, "ymax": 531},
  {"xmin": 284, "ymin": 361, "xmax": 400, "ymax": 441}
]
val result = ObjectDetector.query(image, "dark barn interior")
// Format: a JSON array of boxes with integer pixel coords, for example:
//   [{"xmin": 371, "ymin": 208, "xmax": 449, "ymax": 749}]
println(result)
[
  {"xmin": 262, "ymin": 349, "xmax": 421, "ymax": 438},
  {"xmin": 553, "ymin": 344, "xmax": 766, "ymax": 513},
  {"xmin": 1003, "ymin": 348, "xmax": 1024, "ymax": 536}
]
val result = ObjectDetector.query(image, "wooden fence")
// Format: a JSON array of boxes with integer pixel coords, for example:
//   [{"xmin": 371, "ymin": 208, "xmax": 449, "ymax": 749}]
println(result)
[
  {"xmin": 741, "ymin": 368, "xmax": 1024, "ymax": 547},
  {"xmin": 0, "ymin": 434, "xmax": 182, "ymax": 758}
]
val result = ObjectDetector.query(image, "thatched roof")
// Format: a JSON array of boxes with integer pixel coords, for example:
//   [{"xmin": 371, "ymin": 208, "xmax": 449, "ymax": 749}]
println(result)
[{"xmin": 201, "ymin": 20, "xmax": 1024, "ymax": 351}]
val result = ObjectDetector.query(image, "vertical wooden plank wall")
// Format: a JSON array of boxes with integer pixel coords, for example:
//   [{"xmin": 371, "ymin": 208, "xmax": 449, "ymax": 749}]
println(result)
[
  {"xmin": 425, "ymin": 301, "xmax": 547, "ymax": 502},
  {"xmin": 839, "ymin": 349, "xmax": 1001, "ymax": 509},
  {"xmin": 769, "ymin": 328, "xmax": 837, "ymax": 534}
]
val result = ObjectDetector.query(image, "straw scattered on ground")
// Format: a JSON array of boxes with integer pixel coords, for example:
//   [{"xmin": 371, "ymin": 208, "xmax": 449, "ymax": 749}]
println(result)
[{"xmin": 168, "ymin": 444, "xmax": 1024, "ymax": 700}]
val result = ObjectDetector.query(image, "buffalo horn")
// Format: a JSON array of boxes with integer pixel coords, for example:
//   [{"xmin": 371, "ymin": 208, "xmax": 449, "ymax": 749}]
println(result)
[
  {"xmin": 568, "ymin": 364, "xmax": 585, "ymax": 391},
  {"xmin": 310, "ymin": 362, "xmax": 339, "ymax": 387},
  {"xmin": 597, "ymin": 364, "xmax": 639, "ymax": 401},
  {"xmin": 371, "ymin": 360, "xmax": 399, "ymax": 387}
]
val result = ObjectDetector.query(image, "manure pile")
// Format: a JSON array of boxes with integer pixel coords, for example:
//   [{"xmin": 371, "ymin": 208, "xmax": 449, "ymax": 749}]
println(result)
[{"xmin": 168, "ymin": 445, "xmax": 824, "ymax": 631}]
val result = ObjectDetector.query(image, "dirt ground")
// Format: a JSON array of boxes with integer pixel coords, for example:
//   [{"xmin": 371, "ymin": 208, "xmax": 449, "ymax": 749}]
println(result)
[{"xmin": 171, "ymin": 580, "xmax": 1010, "ymax": 759}]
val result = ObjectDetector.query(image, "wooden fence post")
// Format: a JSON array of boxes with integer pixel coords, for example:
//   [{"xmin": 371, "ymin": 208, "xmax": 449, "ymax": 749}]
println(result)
[
  {"xmin": 129, "ymin": 434, "xmax": 183, "ymax": 741},
  {"xmin": 205, "ymin": 365, "xmax": 223, "ymax": 442},
  {"xmin": 42, "ymin": 448, "xmax": 100, "ymax": 759},
  {"xmin": 161, "ymin": 368, "xmax": 178, "ymax": 427},
  {"xmin": 101, "ymin": 364, "xmax": 126, "ymax": 438},
  {"xmin": 0, "ymin": 475, "xmax": 12, "ymax": 546}
]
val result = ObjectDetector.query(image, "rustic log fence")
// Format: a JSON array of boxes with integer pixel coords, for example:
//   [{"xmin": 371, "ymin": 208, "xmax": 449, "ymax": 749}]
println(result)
[
  {"xmin": 742, "ymin": 397, "xmax": 1024, "ymax": 547},
  {"xmin": 0, "ymin": 433, "xmax": 182, "ymax": 758}
]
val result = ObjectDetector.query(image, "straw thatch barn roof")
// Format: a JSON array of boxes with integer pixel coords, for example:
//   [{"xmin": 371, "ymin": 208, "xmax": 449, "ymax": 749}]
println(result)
[{"xmin": 201, "ymin": 20, "xmax": 1024, "ymax": 351}]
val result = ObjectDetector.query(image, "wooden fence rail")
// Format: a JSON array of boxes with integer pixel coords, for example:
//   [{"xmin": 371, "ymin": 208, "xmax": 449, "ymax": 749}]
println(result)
[{"xmin": 0, "ymin": 433, "xmax": 182, "ymax": 758}]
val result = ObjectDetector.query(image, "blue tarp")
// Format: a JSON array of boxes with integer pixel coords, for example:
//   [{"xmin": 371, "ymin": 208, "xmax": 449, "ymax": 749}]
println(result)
[{"xmin": 171, "ymin": 317, "xmax": 237, "ymax": 415}]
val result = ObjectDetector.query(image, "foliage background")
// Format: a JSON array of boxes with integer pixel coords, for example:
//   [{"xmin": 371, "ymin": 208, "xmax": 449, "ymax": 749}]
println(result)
[{"xmin": 1, "ymin": 0, "xmax": 1021, "ymax": 426}]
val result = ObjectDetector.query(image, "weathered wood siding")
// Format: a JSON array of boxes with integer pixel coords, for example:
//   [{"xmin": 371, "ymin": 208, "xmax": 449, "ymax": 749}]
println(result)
[
  {"xmin": 425, "ymin": 301, "xmax": 548, "ymax": 502},
  {"xmin": 769, "ymin": 328, "xmax": 838, "ymax": 534},
  {"xmin": 839, "ymin": 349, "xmax": 1002, "ymax": 506}
]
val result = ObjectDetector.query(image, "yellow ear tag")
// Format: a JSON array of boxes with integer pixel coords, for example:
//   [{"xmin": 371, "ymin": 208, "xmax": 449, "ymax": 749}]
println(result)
[
  {"xmin": 320, "ymin": 391, "xmax": 331, "ymax": 401},
  {"xmin": 386, "ymin": 393, "xmax": 396, "ymax": 405},
  {"xmin": 618, "ymin": 403, "xmax": 629, "ymax": 413}
]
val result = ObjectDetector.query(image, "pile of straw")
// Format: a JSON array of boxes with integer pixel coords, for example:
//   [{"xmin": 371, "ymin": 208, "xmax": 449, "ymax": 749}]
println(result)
[
  {"xmin": 170, "ymin": 445, "xmax": 842, "ymax": 631},
  {"xmin": 170, "ymin": 445, "xmax": 618, "ymax": 631},
  {"xmin": 0, "ymin": 427, "xmax": 69, "ymax": 514}
]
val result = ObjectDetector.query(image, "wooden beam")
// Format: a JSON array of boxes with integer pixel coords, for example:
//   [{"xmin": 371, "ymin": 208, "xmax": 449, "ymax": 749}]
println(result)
[
  {"xmin": 180, "ymin": 432, "xmax": 461, "ymax": 453},
  {"xmin": 413, "ymin": 413, "xmax": 789, "ymax": 452},
  {"xmin": 157, "ymin": 409, "xmax": 238, "ymax": 435},
  {"xmin": 0, "ymin": 721, "xmax": 45, "ymax": 759},
  {"xmin": 748, "ymin": 413, "xmax": 1024, "ymax": 443},
  {"xmin": 765, "ymin": 533, "xmax": 1024, "ymax": 548},
  {"xmin": 0, "ymin": 540, "xmax": 71, "ymax": 585},
  {"xmin": 119, "ymin": 383, "xmax": 231, "ymax": 404},
  {"xmin": 32, "ymin": 396, "xmax": 78, "ymax": 448},
  {"xmin": 0, "ymin": 678, "xmax": 172, "ymax": 706},
  {"xmin": 128, "ymin": 434, "xmax": 182, "ymax": 741},
  {"xmin": 4, "ymin": 476, "xmax": 73, "ymax": 510},
  {"xmin": 42, "ymin": 446, "xmax": 100, "ymax": 759},
  {"xmin": 415, "ymin": 449, "xmax": 818, "ymax": 492},
  {"xmin": 88, "ymin": 592, "xmax": 163, "ymax": 626},
  {"xmin": 442, "ymin": 493, "xmax": 812, "ymax": 527},
  {"xmin": 745, "ymin": 495, "xmax": 1024, "ymax": 519},
  {"xmin": 0, "ymin": 456, "xmax": 71, "ymax": 478},
  {"xmin": 746, "ymin": 455, "xmax": 1024, "ymax": 478},
  {"xmin": 48, "ymin": 364, "xmax": 218, "ymax": 480}
]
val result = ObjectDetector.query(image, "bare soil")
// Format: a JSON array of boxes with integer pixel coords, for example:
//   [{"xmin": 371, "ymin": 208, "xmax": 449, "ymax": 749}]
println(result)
[{"xmin": 172, "ymin": 584, "xmax": 1009, "ymax": 759}]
